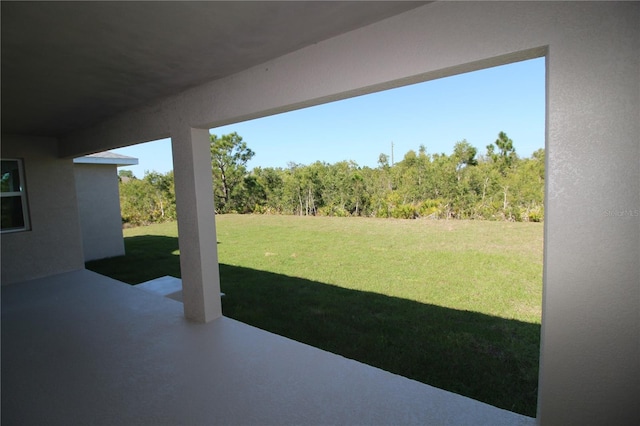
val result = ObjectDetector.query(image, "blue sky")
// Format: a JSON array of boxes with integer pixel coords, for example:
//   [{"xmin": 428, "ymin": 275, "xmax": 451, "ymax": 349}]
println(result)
[{"xmin": 114, "ymin": 57, "xmax": 545, "ymax": 178}]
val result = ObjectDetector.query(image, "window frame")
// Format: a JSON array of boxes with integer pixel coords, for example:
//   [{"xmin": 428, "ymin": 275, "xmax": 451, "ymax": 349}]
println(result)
[{"xmin": 1, "ymin": 158, "xmax": 31, "ymax": 233}]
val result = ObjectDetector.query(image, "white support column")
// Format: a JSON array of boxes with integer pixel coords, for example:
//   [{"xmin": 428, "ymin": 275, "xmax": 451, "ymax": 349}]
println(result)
[{"xmin": 171, "ymin": 126, "xmax": 222, "ymax": 323}]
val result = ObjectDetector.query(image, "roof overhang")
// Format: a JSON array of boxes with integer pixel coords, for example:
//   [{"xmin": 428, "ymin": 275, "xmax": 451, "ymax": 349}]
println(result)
[
  {"xmin": 73, "ymin": 152, "xmax": 138, "ymax": 167},
  {"xmin": 1, "ymin": 1, "xmax": 428, "ymax": 139}
]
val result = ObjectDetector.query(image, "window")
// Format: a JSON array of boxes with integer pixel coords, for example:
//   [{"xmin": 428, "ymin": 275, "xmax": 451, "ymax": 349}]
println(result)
[{"xmin": 1, "ymin": 159, "xmax": 30, "ymax": 233}]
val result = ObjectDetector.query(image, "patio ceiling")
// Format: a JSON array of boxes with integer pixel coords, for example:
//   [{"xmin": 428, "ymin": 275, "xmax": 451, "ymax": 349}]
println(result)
[{"xmin": 1, "ymin": 1, "xmax": 427, "ymax": 138}]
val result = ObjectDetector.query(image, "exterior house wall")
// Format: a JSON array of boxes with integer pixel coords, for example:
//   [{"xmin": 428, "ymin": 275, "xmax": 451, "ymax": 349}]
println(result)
[
  {"xmin": 1, "ymin": 136, "xmax": 85, "ymax": 284},
  {"xmin": 540, "ymin": 7, "xmax": 639, "ymax": 423},
  {"xmin": 74, "ymin": 164, "xmax": 124, "ymax": 261}
]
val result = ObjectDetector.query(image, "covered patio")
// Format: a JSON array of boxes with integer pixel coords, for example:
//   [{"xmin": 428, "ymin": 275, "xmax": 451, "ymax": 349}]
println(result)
[
  {"xmin": 1, "ymin": 269, "xmax": 533, "ymax": 425},
  {"xmin": 2, "ymin": 2, "xmax": 638, "ymax": 425}
]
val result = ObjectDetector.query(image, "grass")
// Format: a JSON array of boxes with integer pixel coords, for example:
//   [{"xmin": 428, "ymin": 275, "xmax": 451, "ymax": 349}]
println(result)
[{"xmin": 87, "ymin": 215, "xmax": 543, "ymax": 417}]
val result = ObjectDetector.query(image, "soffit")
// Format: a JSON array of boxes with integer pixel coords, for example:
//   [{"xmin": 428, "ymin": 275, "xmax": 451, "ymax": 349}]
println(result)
[{"xmin": 1, "ymin": 1, "xmax": 427, "ymax": 137}]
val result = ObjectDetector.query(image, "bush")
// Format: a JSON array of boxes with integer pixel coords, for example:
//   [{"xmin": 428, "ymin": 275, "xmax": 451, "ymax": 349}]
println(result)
[
  {"xmin": 521, "ymin": 205, "xmax": 544, "ymax": 222},
  {"xmin": 418, "ymin": 199, "xmax": 445, "ymax": 219},
  {"xmin": 317, "ymin": 206, "xmax": 350, "ymax": 217},
  {"xmin": 391, "ymin": 204, "xmax": 418, "ymax": 219}
]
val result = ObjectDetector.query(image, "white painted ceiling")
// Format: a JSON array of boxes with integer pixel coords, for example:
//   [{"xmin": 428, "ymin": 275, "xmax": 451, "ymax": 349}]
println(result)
[{"xmin": 1, "ymin": 1, "xmax": 427, "ymax": 137}]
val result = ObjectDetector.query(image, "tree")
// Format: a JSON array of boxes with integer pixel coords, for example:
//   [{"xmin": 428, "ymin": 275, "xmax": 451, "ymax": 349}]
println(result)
[
  {"xmin": 253, "ymin": 167, "xmax": 286, "ymax": 214},
  {"xmin": 198, "ymin": 131, "xmax": 544, "ymax": 221},
  {"xmin": 210, "ymin": 132, "xmax": 255, "ymax": 213},
  {"xmin": 118, "ymin": 169, "xmax": 135, "ymax": 181},
  {"xmin": 453, "ymin": 139, "xmax": 478, "ymax": 170},
  {"xmin": 487, "ymin": 131, "xmax": 517, "ymax": 174},
  {"xmin": 377, "ymin": 153, "xmax": 390, "ymax": 169},
  {"xmin": 240, "ymin": 174, "xmax": 266, "ymax": 213},
  {"xmin": 144, "ymin": 171, "xmax": 176, "ymax": 221},
  {"xmin": 119, "ymin": 170, "xmax": 175, "ymax": 226}
]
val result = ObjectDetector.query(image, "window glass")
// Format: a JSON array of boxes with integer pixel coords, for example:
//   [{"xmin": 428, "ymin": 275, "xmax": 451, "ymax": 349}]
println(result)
[
  {"xmin": 1, "ymin": 196, "xmax": 25, "ymax": 229},
  {"xmin": 1, "ymin": 159, "xmax": 30, "ymax": 233},
  {"xmin": 1, "ymin": 160, "xmax": 22, "ymax": 193}
]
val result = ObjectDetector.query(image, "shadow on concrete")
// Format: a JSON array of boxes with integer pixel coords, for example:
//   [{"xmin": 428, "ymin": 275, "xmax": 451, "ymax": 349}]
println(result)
[{"xmin": 87, "ymin": 234, "xmax": 540, "ymax": 417}]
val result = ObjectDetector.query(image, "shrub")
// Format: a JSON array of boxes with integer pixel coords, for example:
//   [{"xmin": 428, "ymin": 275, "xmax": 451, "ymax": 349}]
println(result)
[
  {"xmin": 391, "ymin": 204, "xmax": 418, "ymax": 219},
  {"xmin": 317, "ymin": 206, "xmax": 350, "ymax": 217},
  {"xmin": 521, "ymin": 204, "xmax": 544, "ymax": 222}
]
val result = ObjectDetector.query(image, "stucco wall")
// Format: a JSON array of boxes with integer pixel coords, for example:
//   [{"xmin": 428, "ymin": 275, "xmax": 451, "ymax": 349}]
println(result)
[
  {"xmin": 541, "ymin": 5, "xmax": 639, "ymax": 424},
  {"xmin": 56, "ymin": 2, "xmax": 639, "ymax": 424},
  {"xmin": 74, "ymin": 163, "xmax": 125, "ymax": 261},
  {"xmin": 1, "ymin": 136, "xmax": 85, "ymax": 284}
]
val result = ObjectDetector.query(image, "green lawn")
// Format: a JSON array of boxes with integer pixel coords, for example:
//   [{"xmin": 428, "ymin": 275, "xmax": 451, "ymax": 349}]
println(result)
[{"xmin": 87, "ymin": 215, "xmax": 543, "ymax": 416}]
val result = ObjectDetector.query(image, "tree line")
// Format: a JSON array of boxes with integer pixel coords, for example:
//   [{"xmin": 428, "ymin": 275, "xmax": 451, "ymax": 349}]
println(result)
[{"xmin": 119, "ymin": 131, "xmax": 544, "ymax": 226}]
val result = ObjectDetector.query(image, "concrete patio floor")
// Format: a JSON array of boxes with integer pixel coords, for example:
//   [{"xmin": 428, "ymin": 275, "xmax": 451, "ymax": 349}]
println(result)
[{"xmin": 1, "ymin": 269, "xmax": 535, "ymax": 425}]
